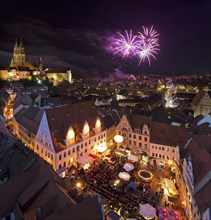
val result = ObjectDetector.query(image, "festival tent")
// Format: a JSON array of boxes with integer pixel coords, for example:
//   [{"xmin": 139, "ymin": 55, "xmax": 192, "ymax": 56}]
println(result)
[
  {"xmin": 123, "ymin": 163, "xmax": 135, "ymax": 172},
  {"xmin": 78, "ymin": 155, "xmax": 93, "ymax": 165},
  {"xmin": 139, "ymin": 203, "xmax": 156, "ymax": 219},
  {"xmin": 127, "ymin": 154, "xmax": 138, "ymax": 162},
  {"xmin": 128, "ymin": 182, "xmax": 138, "ymax": 189},
  {"xmin": 118, "ymin": 172, "xmax": 131, "ymax": 181}
]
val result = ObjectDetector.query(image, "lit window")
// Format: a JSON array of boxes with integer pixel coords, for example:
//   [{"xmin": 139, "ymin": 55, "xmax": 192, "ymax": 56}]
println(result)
[
  {"xmin": 66, "ymin": 127, "xmax": 75, "ymax": 145},
  {"xmin": 95, "ymin": 118, "xmax": 101, "ymax": 133},
  {"xmin": 83, "ymin": 122, "xmax": 90, "ymax": 138}
]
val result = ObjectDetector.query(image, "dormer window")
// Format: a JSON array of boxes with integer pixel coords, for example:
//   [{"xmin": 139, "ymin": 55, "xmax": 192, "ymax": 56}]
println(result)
[
  {"xmin": 142, "ymin": 124, "xmax": 149, "ymax": 135},
  {"xmin": 66, "ymin": 127, "xmax": 75, "ymax": 145},
  {"xmin": 83, "ymin": 121, "xmax": 90, "ymax": 139},
  {"xmin": 95, "ymin": 118, "xmax": 101, "ymax": 133}
]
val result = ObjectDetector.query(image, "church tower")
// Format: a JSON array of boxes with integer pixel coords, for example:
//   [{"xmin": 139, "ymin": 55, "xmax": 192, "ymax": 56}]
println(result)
[
  {"xmin": 67, "ymin": 67, "xmax": 72, "ymax": 83},
  {"xmin": 11, "ymin": 38, "xmax": 25, "ymax": 66}
]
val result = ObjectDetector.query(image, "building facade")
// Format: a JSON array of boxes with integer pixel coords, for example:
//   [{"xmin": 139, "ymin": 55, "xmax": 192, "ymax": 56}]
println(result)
[{"xmin": 34, "ymin": 101, "xmax": 108, "ymax": 173}]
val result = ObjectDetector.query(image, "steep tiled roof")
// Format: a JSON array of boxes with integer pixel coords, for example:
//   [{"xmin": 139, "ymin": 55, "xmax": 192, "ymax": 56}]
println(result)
[
  {"xmin": 45, "ymin": 101, "xmax": 101, "ymax": 152},
  {"xmin": 186, "ymin": 137, "xmax": 211, "ymax": 187},
  {"xmin": 194, "ymin": 180, "xmax": 211, "ymax": 214},
  {"xmin": 14, "ymin": 93, "xmax": 33, "ymax": 109},
  {"xmin": 191, "ymin": 90, "xmax": 206, "ymax": 106},
  {"xmin": 0, "ymin": 135, "xmax": 81, "ymax": 219},
  {"xmin": 127, "ymin": 114, "xmax": 151, "ymax": 130},
  {"xmin": 14, "ymin": 106, "xmax": 43, "ymax": 135},
  {"xmin": 150, "ymin": 122, "xmax": 189, "ymax": 146}
]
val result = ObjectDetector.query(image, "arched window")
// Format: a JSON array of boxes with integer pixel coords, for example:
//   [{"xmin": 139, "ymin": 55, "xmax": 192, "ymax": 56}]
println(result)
[
  {"xmin": 95, "ymin": 118, "xmax": 101, "ymax": 133},
  {"xmin": 66, "ymin": 127, "xmax": 75, "ymax": 145},
  {"xmin": 83, "ymin": 121, "xmax": 90, "ymax": 139}
]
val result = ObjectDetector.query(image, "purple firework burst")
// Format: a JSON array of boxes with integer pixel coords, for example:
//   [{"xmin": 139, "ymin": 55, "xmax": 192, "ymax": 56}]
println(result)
[
  {"xmin": 136, "ymin": 26, "xmax": 160, "ymax": 65},
  {"xmin": 111, "ymin": 30, "xmax": 139, "ymax": 58},
  {"xmin": 107, "ymin": 25, "xmax": 160, "ymax": 65}
]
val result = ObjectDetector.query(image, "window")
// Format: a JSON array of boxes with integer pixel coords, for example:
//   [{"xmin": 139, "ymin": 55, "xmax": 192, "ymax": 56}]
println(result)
[
  {"xmin": 152, "ymin": 145, "xmax": 154, "ymax": 149},
  {"xmin": 83, "ymin": 121, "xmax": 90, "ymax": 138},
  {"xmin": 162, "ymin": 155, "xmax": 165, "ymax": 159},
  {"xmin": 159, "ymin": 147, "xmax": 161, "ymax": 150},
  {"xmin": 37, "ymin": 144, "xmax": 39, "ymax": 150},
  {"xmin": 89, "ymin": 140, "xmax": 91, "ymax": 144},
  {"xmin": 77, "ymin": 146, "xmax": 80, "ymax": 151},
  {"xmin": 129, "ymin": 134, "xmax": 131, "ymax": 138},
  {"xmin": 51, "ymin": 154, "xmax": 53, "ymax": 160},
  {"xmin": 68, "ymin": 150, "xmax": 71, "ymax": 155},
  {"xmin": 159, "ymin": 154, "xmax": 161, "ymax": 158},
  {"xmin": 162, "ymin": 147, "xmax": 164, "ymax": 151},
  {"xmin": 139, "ymin": 143, "xmax": 142, "ymax": 147},
  {"xmin": 98, "ymin": 136, "xmax": 100, "ymax": 140},
  {"xmin": 64, "ymin": 162, "xmax": 66, "ymax": 167},
  {"xmin": 64, "ymin": 152, "xmax": 66, "ymax": 157},
  {"xmin": 72, "ymin": 148, "xmax": 75, "ymax": 153},
  {"xmin": 66, "ymin": 127, "xmax": 75, "ymax": 145},
  {"xmin": 139, "ymin": 136, "xmax": 142, "ymax": 140},
  {"xmin": 48, "ymin": 152, "xmax": 50, "ymax": 158},
  {"xmin": 59, "ymin": 164, "xmax": 62, "ymax": 169},
  {"xmin": 152, "ymin": 153, "xmax": 154, "ymax": 156},
  {"xmin": 133, "ymin": 141, "xmax": 136, "ymax": 146},
  {"xmin": 85, "ymin": 149, "xmax": 87, "ymax": 153},
  {"xmin": 129, "ymin": 140, "xmax": 131, "ymax": 144},
  {"xmin": 45, "ymin": 151, "xmax": 47, "ymax": 156},
  {"xmin": 172, "ymin": 149, "xmax": 175, "ymax": 153},
  {"xmin": 41, "ymin": 148, "xmax": 43, "ymax": 153},
  {"xmin": 145, "ymin": 144, "xmax": 147, "ymax": 149},
  {"xmin": 59, "ymin": 154, "xmax": 62, "ymax": 160},
  {"xmin": 167, "ymin": 148, "xmax": 169, "ymax": 151},
  {"xmin": 95, "ymin": 118, "xmax": 101, "ymax": 133},
  {"xmin": 144, "ymin": 137, "xmax": 148, "ymax": 142},
  {"xmin": 155, "ymin": 153, "xmax": 158, "ymax": 157},
  {"xmin": 155, "ymin": 146, "xmax": 157, "ymax": 149},
  {"xmin": 133, "ymin": 134, "xmax": 136, "ymax": 139},
  {"xmin": 81, "ymin": 143, "xmax": 84, "ymax": 148}
]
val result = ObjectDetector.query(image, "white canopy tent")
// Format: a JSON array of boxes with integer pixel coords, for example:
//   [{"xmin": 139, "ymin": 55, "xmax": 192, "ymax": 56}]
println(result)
[
  {"xmin": 118, "ymin": 172, "xmax": 131, "ymax": 181},
  {"xmin": 127, "ymin": 154, "xmax": 138, "ymax": 162},
  {"xmin": 123, "ymin": 163, "xmax": 135, "ymax": 172},
  {"xmin": 139, "ymin": 203, "xmax": 156, "ymax": 219},
  {"xmin": 77, "ymin": 155, "xmax": 93, "ymax": 165}
]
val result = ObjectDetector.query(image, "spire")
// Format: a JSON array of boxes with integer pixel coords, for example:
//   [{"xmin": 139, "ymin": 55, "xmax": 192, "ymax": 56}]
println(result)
[
  {"xmin": 19, "ymin": 37, "xmax": 23, "ymax": 47},
  {"xmin": 14, "ymin": 38, "xmax": 18, "ymax": 48}
]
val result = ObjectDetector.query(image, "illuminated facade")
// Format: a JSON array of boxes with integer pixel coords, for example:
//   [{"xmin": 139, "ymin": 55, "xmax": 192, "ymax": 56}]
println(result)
[
  {"xmin": 34, "ymin": 102, "xmax": 107, "ymax": 173},
  {"xmin": 116, "ymin": 114, "xmax": 150, "ymax": 156}
]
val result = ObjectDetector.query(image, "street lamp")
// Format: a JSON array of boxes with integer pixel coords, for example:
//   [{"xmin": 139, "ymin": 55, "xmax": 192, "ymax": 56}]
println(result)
[{"xmin": 114, "ymin": 135, "xmax": 123, "ymax": 149}]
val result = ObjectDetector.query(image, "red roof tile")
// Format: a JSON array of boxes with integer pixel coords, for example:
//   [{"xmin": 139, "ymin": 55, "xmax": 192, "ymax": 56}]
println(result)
[{"xmin": 191, "ymin": 90, "xmax": 206, "ymax": 106}]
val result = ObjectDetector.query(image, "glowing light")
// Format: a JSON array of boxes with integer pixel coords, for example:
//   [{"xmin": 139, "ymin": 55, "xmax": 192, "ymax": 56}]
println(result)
[
  {"xmin": 114, "ymin": 135, "xmax": 123, "ymax": 143},
  {"xmin": 76, "ymin": 182, "xmax": 81, "ymax": 188},
  {"xmin": 96, "ymin": 118, "xmax": 101, "ymax": 128},
  {"xmin": 138, "ymin": 170, "xmax": 153, "ymax": 182}
]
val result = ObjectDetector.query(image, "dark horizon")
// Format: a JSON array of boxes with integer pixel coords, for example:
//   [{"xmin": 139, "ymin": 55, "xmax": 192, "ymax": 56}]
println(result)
[{"xmin": 0, "ymin": 0, "xmax": 210, "ymax": 77}]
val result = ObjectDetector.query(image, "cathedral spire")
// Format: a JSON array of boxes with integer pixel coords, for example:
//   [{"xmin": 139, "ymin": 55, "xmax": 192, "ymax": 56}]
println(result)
[
  {"xmin": 14, "ymin": 38, "xmax": 18, "ymax": 48},
  {"xmin": 19, "ymin": 37, "xmax": 23, "ymax": 47}
]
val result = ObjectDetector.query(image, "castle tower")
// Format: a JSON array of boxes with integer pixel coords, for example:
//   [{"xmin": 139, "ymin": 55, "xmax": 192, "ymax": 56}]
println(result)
[{"xmin": 67, "ymin": 67, "xmax": 72, "ymax": 83}]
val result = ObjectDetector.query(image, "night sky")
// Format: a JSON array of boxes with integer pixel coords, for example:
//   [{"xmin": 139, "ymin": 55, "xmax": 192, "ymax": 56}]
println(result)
[{"xmin": 0, "ymin": 0, "xmax": 210, "ymax": 77}]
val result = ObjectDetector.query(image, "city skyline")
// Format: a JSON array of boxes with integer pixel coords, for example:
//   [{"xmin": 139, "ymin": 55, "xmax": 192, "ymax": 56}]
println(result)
[{"xmin": 0, "ymin": 0, "xmax": 210, "ymax": 76}]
